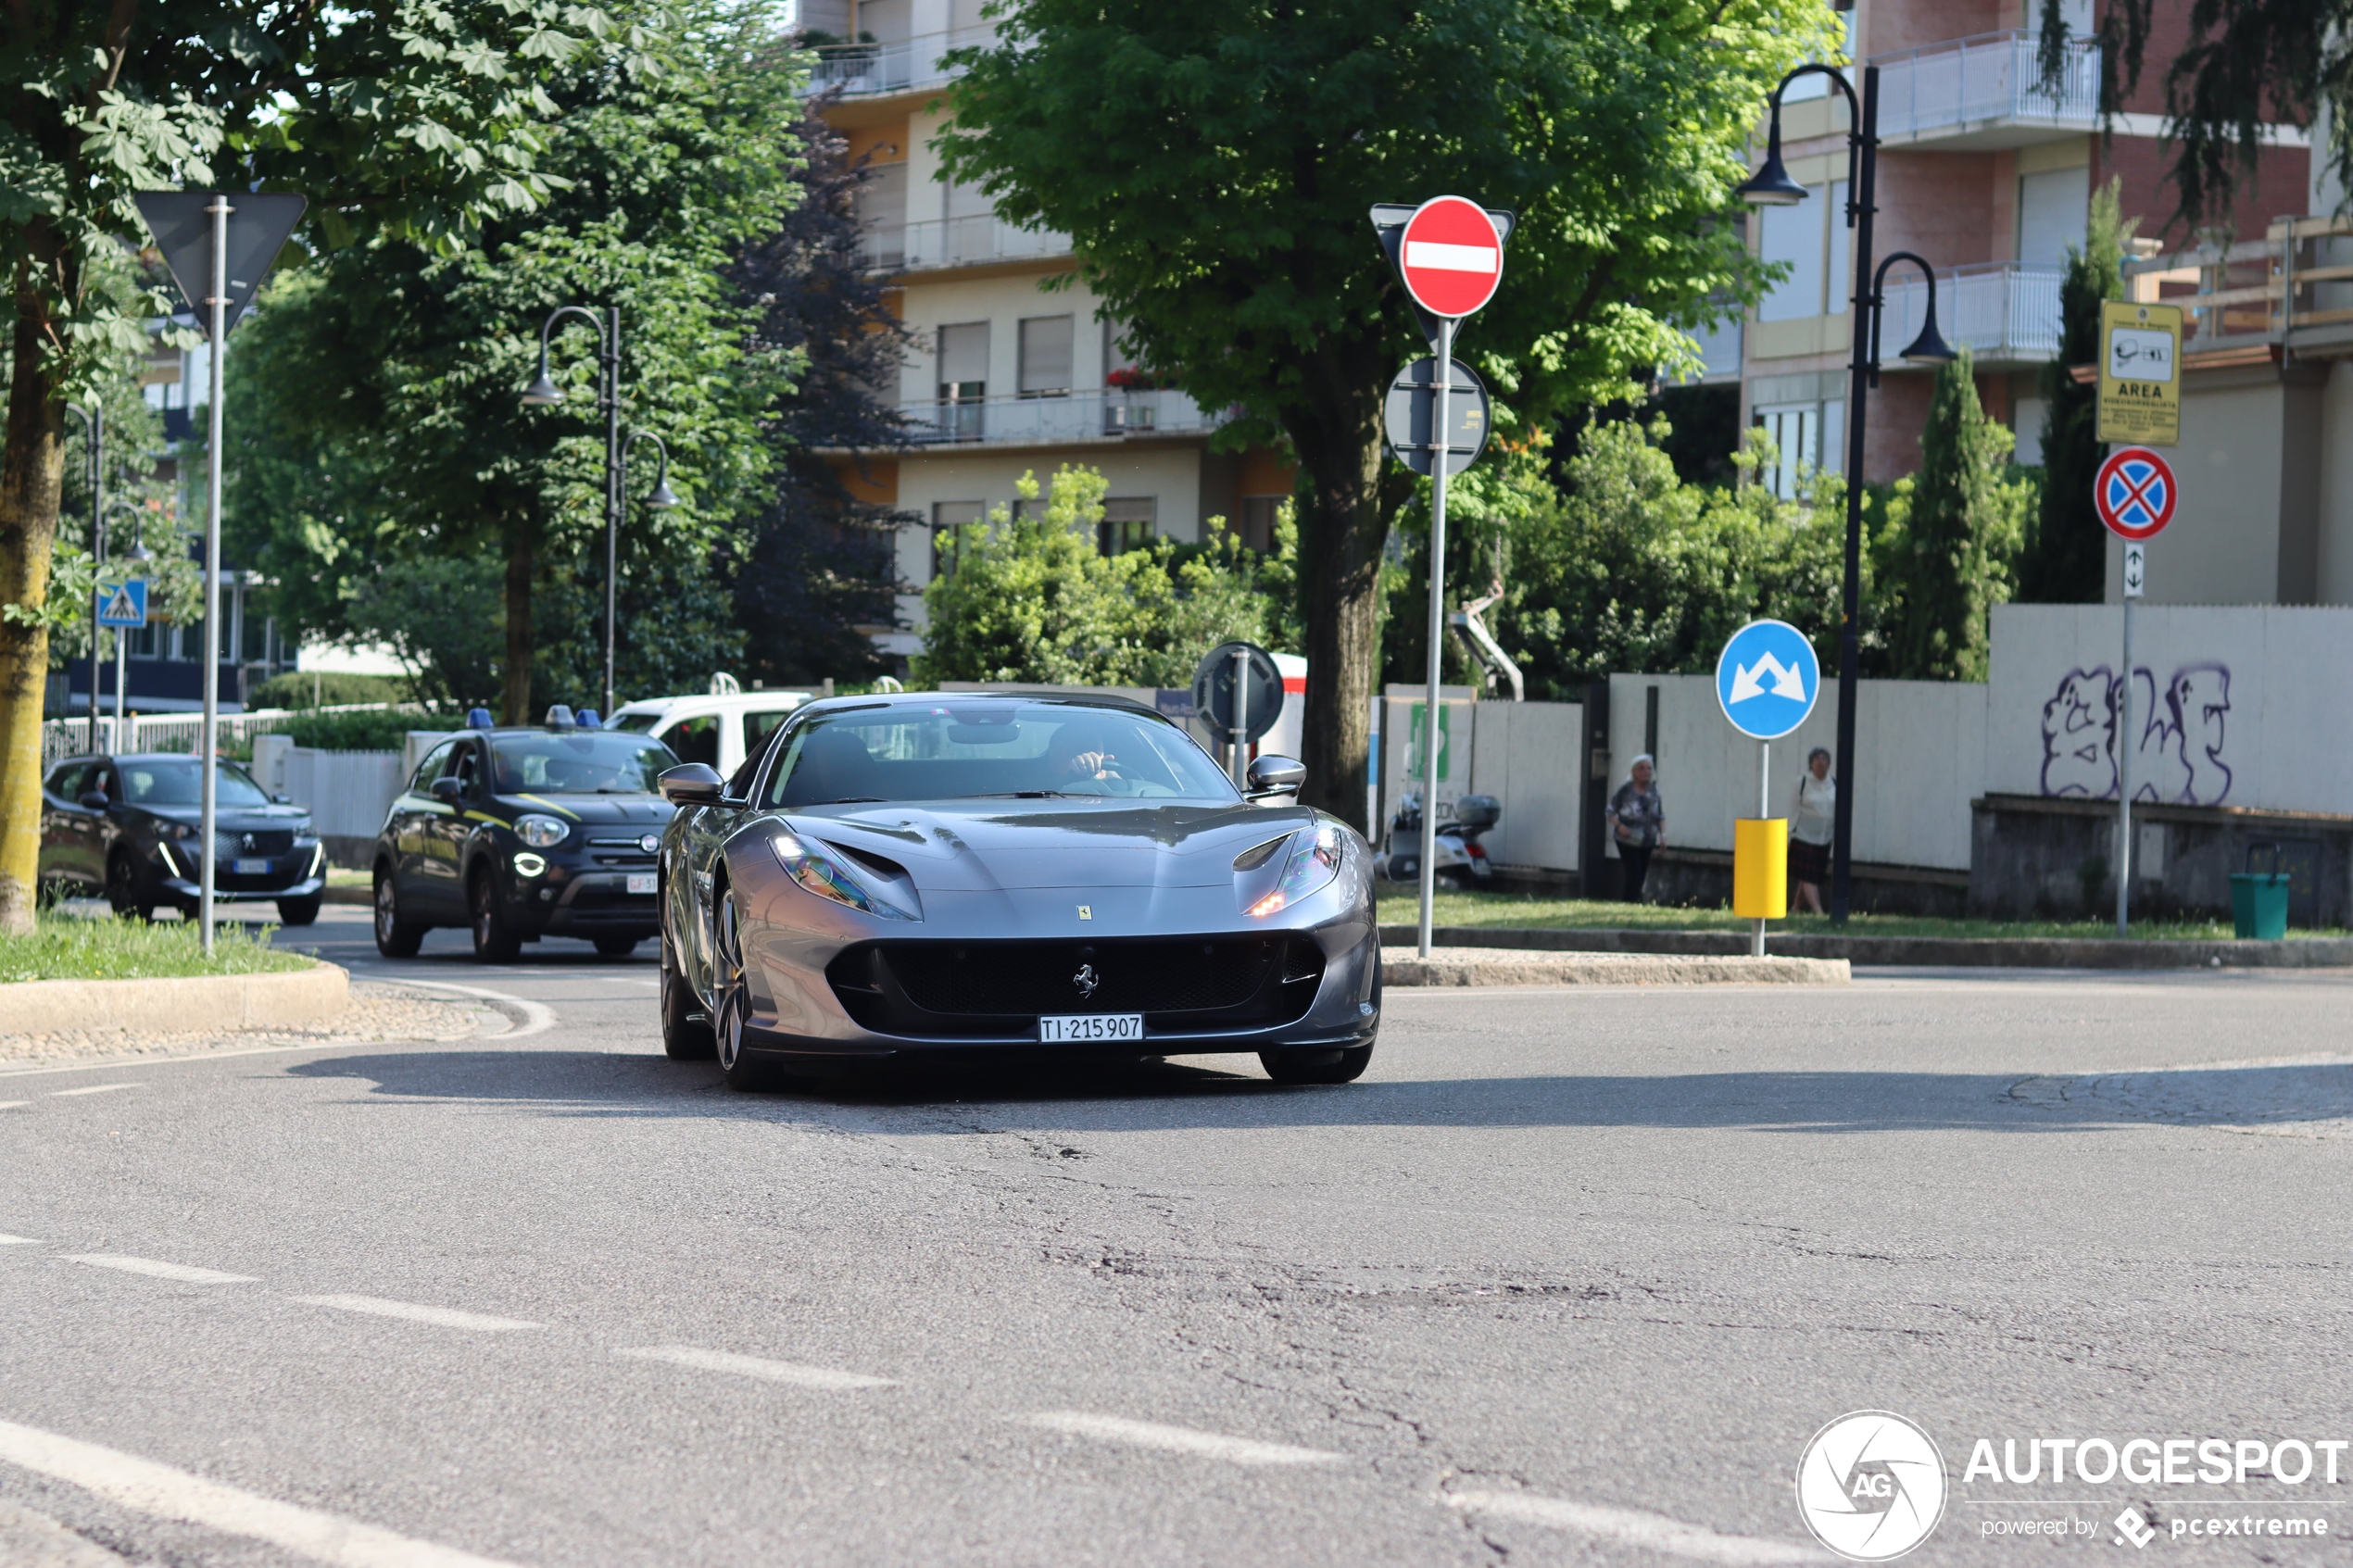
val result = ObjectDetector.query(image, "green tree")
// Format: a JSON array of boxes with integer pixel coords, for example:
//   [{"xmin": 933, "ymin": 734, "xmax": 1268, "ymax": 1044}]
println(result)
[
  {"xmin": 225, "ymin": 0, "xmax": 800, "ymax": 722},
  {"xmin": 1880, "ymin": 351, "xmax": 2032, "ymax": 681},
  {"xmin": 916, "ymin": 467, "xmax": 1294, "ymax": 689},
  {"xmin": 936, "ymin": 0, "xmax": 1831, "ymax": 827},
  {"xmin": 0, "ymin": 1, "xmax": 610, "ymax": 934},
  {"xmin": 2018, "ymin": 180, "xmax": 2131, "ymax": 604}
]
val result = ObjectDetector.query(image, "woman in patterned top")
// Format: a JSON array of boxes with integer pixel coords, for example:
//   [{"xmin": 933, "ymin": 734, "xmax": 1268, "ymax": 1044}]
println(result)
[{"xmin": 1607, "ymin": 754, "xmax": 1665, "ymax": 903}]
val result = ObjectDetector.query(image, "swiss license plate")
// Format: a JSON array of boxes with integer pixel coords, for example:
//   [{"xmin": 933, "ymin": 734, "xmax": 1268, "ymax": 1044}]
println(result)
[
  {"xmin": 1038, "ymin": 1013, "xmax": 1144, "ymax": 1044},
  {"xmin": 233, "ymin": 858, "xmax": 271, "ymax": 875},
  {"xmin": 625, "ymin": 872, "xmax": 658, "ymax": 896}
]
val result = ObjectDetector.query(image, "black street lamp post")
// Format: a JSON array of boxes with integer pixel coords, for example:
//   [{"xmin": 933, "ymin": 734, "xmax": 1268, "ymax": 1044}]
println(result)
[
  {"xmin": 522, "ymin": 307, "xmax": 679, "ymax": 721},
  {"xmin": 1740, "ymin": 61, "xmax": 1956, "ymax": 922}
]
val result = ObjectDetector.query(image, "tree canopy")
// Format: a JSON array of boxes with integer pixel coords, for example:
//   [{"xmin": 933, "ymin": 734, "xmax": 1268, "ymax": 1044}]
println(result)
[{"xmin": 936, "ymin": 0, "xmax": 1833, "ymax": 827}]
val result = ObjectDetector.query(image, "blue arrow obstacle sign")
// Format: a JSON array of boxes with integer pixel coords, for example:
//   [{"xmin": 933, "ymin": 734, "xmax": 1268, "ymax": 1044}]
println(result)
[
  {"xmin": 1715, "ymin": 618, "xmax": 1820, "ymax": 740},
  {"xmin": 96, "ymin": 579, "xmax": 148, "ymax": 630}
]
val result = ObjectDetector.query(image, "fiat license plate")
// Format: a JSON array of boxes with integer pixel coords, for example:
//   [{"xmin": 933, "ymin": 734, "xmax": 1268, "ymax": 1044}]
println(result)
[
  {"xmin": 625, "ymin": 873, "xmax": 657, "ymax": 895},
  {"xmin": 1038, "ymin": 1013, "xmax": 1144, "ymax": 1044},
  {"xmin": 233, "ymin": 858, "xmax": 270, "ymax": 875}
]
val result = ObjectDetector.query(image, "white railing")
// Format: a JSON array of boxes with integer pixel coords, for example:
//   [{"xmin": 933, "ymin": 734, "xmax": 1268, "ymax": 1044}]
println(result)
[
  {"xmin": 859, "ymin": 215, "xmax": 1073, "ymax": 273},
  {"xmin": 896, "ymin": 389, "xmax": 1219, "ymax": 445},
  {"xmin": 1873, "ymin": 31, "xmax": 2100, "ymax": 142},
  {"xmin": 805, "ymin": 25, "xmax": 995, "ymax": 97},
  {"xmin": 37, "ymin": 703, "xmax": 420, "ymax": 770},
  {"xmin": 1879, "ymin": 263, "xmax": 2065, "ymax": 364}
]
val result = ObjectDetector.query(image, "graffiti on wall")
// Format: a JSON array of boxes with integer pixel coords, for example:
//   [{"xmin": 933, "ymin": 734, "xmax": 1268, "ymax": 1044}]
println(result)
[{"xmin": 2039, "ymin": 663, "xmax": 2233, "ymax": 803}]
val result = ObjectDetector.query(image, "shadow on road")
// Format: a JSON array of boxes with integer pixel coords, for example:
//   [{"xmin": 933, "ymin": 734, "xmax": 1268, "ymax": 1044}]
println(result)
[{"xmin": 277, "ymin": 1047, "xmax": 2341, "ymax": 1135}]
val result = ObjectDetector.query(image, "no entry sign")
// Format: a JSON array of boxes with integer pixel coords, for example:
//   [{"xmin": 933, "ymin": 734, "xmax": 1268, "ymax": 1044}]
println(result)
[
  {"xmin": 1398, "ymin": 196, "xmax": 1504, "ymax": 319},
  {"xmin": 2095, "ymin": 445, "xmax": 2176, "ymax": 541}
]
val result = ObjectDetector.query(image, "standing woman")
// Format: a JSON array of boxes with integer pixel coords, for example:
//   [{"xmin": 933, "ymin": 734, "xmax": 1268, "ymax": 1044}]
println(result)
[
  {"xmin": 1608, "ymin": 754, "xmax": 1665, "ymax": 903},
  {"xmin": 1789, "ymin": 746, "xmax": 1835, "ymax": 915}
]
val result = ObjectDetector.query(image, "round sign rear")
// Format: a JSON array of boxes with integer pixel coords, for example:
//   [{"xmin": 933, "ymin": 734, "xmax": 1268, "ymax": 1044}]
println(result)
[
  {"xmin": 2095, "ymin": 446, "xmax": 2176, "ymax": 541},
  {"xmin": 1398, "ymin": 195, "xmax": 1504, "ymax": 319}
]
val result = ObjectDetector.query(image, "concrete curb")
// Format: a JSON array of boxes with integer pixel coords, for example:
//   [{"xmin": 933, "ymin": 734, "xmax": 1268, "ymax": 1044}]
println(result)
[
  {"xmin": 323, "ymin": 883, "xmax": 371, "ymax": 907},
  {"xmin": 0, "ymin": 962, "xmax": 347, "ymax": 1035},
  {"xmin": 1378, "ymin": 923, "xmax": 2353, "ymax": 970},
  {"xmin": 1383, "ymin": 946, "xmax": 1849, "ymax": 987}
]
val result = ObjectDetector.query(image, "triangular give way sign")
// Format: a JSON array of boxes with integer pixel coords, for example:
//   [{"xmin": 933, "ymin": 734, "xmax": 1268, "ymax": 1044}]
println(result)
[{"xmin": 132, "ymin": 191, "xmax": 308, "ymax": 338}]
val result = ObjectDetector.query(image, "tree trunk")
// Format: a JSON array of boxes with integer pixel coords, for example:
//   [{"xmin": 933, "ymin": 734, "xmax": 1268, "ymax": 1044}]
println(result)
[
  {"xmin": 1286, "ymin": 351, "xmax": 1389, "ymax": 834},
  {"xmin": 0, "ymin": 295, "xmax": 67, "ymax": 935},
  {"xmin": 501, "ymin": 526, "xmax": 534, "ymax": 725}
]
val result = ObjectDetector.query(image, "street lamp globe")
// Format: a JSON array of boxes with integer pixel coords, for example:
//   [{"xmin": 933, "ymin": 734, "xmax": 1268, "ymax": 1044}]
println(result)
[
  {"xmin": 521, "ymin": 368, "xmax": 564, "ymax": 406},
  {"xmin": 647, "ymin": 476, "xmax": 681, "ymax": 509},
  {"xmin": 1899, "ymin": 311, "xmax": 1959, "ymax": 365},
  {"xmin": 1737, "ymin": 143, "xmax": 1808, "ymax": 207}
]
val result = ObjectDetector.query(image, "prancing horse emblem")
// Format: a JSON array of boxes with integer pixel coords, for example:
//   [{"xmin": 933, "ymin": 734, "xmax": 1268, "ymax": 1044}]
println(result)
[{"xmin": 1073, "ymin": 962, "xmax": 1100, "ymax": 998}]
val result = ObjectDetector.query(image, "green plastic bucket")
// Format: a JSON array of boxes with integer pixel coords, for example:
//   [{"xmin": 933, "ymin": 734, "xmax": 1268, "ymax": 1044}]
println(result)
[{"xmin": 2231, "ymin": 873, "xmax": 2290, "ymax": 940}]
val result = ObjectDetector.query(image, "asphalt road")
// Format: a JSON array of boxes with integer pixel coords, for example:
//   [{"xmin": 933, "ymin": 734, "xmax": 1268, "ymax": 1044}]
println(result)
[{"xmin": 3, "ymin": 909, "xmax": 2349, "ymax": 1566}]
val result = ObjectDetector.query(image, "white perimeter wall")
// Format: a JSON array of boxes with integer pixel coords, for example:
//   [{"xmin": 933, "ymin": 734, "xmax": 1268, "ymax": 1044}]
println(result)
[
  {"xmin": 1987, "ymin": 603, "xmax": 2353, "ymax": 815},
  {"xmin": 1378, "ymin": 697, "xmax": 1582, "ymax": 872},
  {"xmin": 1604, "ymin": 674, "xmax": 1988, "ymax": 871}
]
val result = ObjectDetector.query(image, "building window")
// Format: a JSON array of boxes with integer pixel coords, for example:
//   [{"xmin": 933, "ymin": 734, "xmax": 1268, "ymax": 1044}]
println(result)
[
  {"xmin": 1237, "ymin": 495, "xmax": 1285, "ymax": 553},
  {"xmin": 931, "ymin": 500, "xmax": 984, "ymax": 577},
  {"xmin": 1758, "ymin": 191, "xmax": 1827, "ymax": 322},
  {"xmin": 936, "ymin": 322, "xmax": 988, "ymax": 439},
  {"xmin": 1753, "ymin": 400, "xmax": 1845, "ymax": 500},
  {"xmin": 1099, "ymin": 496, "xmax": 1155, "ymax": 556},
  {"xmin": 1017, "ymin": 315, "xmax": 1073, "ymax": 398}
]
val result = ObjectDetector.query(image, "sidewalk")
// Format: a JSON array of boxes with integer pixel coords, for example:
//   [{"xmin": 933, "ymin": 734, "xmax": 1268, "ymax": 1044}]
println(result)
[{"xmin": 1377, "ymin": 924, "xmax": 2353, "ymax": 971}]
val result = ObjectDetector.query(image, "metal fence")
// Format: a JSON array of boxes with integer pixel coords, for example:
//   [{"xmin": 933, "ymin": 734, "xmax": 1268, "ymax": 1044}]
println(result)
[
  {"xmin": 36, "ymin": 703, "xmax": 420, "ymax": 771},
  {"xmin": 1874, "ymin": 31, "xmax": 2100, "ymax": 142},
  {"xmin": 805, "ymin": 25, "xmax": 995, "ymax": 97},
  {"xmin": 1879, "ymin": 263, "xmax": 2066, "ymax": 365},
  {"xmin": 859, "ymin": 215, "xmax": 1072, "ymax": 273},
  {"xmin": 895, "ymin": 389, "xmax": 1219, "ymax": 446}
]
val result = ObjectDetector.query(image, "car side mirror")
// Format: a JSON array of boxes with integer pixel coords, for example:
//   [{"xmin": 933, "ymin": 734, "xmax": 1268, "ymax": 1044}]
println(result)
[
  {"xmin": 272, "ymin": 793, "xmax": 293, "ymax": 806},
  {"xmin": 429, "ymin": 776, "xmax": 463, "ymax": 803},
  {"xmin": 78, "ymin": 790, "xmax": 109, "ymax": 811},
  {"xmin": 658, "ymin": 762, "xmax": 730, "ymax": 807},
  {"xmin": 1245, "ymin": 754, "xmax": 1306, "ymax": 799}
]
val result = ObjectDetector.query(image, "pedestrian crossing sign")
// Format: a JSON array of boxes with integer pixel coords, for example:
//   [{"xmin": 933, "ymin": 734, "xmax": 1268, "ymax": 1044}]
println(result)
[{"xmin": 96, "ymin": 578, "xmax": 148, "ymax": 629}]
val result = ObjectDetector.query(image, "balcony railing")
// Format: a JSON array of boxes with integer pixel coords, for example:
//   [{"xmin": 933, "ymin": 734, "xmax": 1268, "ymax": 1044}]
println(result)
[
  {"xmin": 1872, "ymin": 31, "xmax": 2099, "ymax": 146},
  {"xmin": 1878, "ymin": 263, "xmax": 2066, "ymax": 366},
  {"xmin": 2120, "ymin": 215, "xmax": 2353, "ymax": 358},
  {"xmin": 898, "ymin": 389, "xmax": 1218, "ymax": 445},
  {"xmin": 858, "ymin": 215, "xmax": 1074, "ymax": 273},
  {"xmin": 806, "ymin": 26, "xmax": 994, "ymax": 97}
]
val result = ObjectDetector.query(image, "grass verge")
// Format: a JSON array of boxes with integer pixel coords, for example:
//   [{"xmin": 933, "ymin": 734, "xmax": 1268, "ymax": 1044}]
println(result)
[
  {"xmin": 1372, "ymin": 888, "xmax": 2345, "ymax": 942},
  {"xmin": 2, "ymin": 912, "xmax": 316, "ymax": 983}
]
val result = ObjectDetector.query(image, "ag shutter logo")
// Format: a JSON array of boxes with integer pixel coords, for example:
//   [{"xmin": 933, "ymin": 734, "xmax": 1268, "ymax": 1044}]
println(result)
[{"xmin": 1795, "ymin": 1411, "xmax": 1948, "ymax": 1561}]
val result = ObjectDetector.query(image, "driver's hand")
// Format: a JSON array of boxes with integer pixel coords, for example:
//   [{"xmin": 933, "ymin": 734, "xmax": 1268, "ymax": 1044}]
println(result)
[{"xmin": 1068, "ymin": 749, "xmax": 1114, "ymax": 778}]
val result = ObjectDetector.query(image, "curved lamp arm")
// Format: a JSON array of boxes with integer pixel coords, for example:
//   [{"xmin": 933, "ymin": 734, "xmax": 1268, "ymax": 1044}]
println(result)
[
  {"xmin": 522, "ymin": 305, "xmax": 608, "ymax": 405},
  {"xmin": 1867, "ymin": 250, "xmax": 1958, "ymax": 385},
  {"xmin": 1740, "ymin": 65, "xmax": 1863, "ymax": 221},
  {"xmin": 101, "ymin": 499, "xmax": 151, "ymax": 564},
  {"xmin": 621, "ymin": 429, "xmax": 681, "ymax": 509}
]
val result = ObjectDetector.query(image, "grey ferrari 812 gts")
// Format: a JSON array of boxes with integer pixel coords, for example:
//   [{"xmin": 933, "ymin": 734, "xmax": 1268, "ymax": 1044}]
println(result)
[{"xmin": 654, "ymin": 692, "xmax": 1380, "ymax": 1088}]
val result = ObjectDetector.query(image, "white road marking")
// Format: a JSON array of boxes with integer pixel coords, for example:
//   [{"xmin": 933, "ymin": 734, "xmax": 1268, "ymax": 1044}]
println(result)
[
  {"xmin": 380, "ymin": 980, "xmax": 556, "ymax": 1039},
  {"xmin": 0, "ymin": 1416, "xmax": 527, "ymax": 1568},
  {"xmin": 616, "ymin": 1344, "xmax": 896, "ymax": 1389},
  {"xmin": 0, "ymin": 1235, "xmax": 40, "ymax": 1245},
  {"xmin": 1447, "ymin": 1489, "xmax": 1831, "ymax": 1564},
  {"xmin": 294, "ymin": 1294, "xmax": 539, "ymax": 1333},
  {"xmin": 0, "ymin": 1101, "xmax": 25, "ymax": 1110},
  {"xmin": 62, "ymin": 1255, "xmax": 256, "ymax": 1285},
  {"xmin": 1014, "ymin": 1411, "xmax": 1340, "ymax": 1466},
  {"xmin": 48, "ymin": 1084, "xmax": 140, "ymax": 1098}
]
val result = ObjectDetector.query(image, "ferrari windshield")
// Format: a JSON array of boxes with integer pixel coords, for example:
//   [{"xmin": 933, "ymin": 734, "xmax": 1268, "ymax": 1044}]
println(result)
[
  {"xmin": 767, "ymin": 703, "xmax": 1236, "ymax": 807},
  {"xmin": 491, "ymin": 733, "xmax": 675, "ymax": 794}
]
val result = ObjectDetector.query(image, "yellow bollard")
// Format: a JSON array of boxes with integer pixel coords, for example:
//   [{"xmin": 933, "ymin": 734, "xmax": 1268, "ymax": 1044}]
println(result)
[{"xmin": 1733, "ymin": 817, "xmax": 1788, "ymax": 922}]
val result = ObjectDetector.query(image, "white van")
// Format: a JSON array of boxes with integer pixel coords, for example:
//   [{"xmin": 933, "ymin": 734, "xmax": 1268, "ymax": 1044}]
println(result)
[{"xmin": 608, "ymin": 689, "xmax": 814, "ymax": 777}]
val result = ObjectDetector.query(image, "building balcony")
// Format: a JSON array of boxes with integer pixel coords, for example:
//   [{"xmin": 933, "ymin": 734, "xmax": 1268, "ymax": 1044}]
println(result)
[
  {"xmin": 859, "ymin": 215, "xmax": 1073, "ymax": 274},
  {"xmin": 806, "ymin": 26, "xmax": 992, "ymax": 99},
  {"xmin": 1878, "ymin": 263, "xmax": 2065, "ymax": 368},
  {"xmin": 897, "ymin": 389, "xmax": 1220, "ymax": 447},
  {"xmin": 1872, "ymin": 31, "xmax": 2099, "ymax": 149}
]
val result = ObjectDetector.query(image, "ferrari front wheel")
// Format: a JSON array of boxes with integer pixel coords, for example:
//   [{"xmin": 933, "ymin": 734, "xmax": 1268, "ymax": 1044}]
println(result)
[
  {"xmin": 660, "ymin": 922, "xmax": 715, "ymax": 1061},
  {"xmin": 711, "ymin": 890, "xmax": 769, "ymax": 1092}
]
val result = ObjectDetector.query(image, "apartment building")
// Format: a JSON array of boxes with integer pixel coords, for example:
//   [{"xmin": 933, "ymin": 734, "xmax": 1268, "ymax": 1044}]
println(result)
[
  {"xmin": 1737, "ymin": 0, "xmax": 2310, "ymax": 498},
  {"xmin": 799, "ymin": 0, "xmax": 1295, "ymax": 660}
]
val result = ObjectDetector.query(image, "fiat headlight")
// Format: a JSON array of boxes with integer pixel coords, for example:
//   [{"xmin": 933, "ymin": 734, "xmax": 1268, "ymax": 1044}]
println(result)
[
  {"xmin": 515, "ymin": 814, "xmax": 569, "ymax": 848},
  {"xmin": 771, "ymin": 833, "xmax": 914, "ymax": 920},
  {"xmin": 1249, "ymin": 822, "xmax": 1346, "ymax": 918},
  {"xmin": 513, "ymin": 852, "xmax": 548, "ymax": 878}
]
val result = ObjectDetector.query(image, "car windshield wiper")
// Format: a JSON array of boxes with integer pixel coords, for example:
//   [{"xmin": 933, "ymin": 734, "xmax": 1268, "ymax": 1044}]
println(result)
[
  {"xmin": 972, "ymin": 790, "xmax": 1080, "ymax": 799},
  {"xmin": 827, "ymin": 797, "xmax": 887, "ymax": 804}
]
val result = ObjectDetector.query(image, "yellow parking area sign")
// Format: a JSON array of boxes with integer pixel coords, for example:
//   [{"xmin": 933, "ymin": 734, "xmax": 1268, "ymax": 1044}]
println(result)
[{"xmin": 2097, "ymin": 300, "xmax": 2182, "ymax": 446}]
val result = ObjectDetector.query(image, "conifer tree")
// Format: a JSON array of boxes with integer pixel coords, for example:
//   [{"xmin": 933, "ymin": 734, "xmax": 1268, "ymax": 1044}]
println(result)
[{"xmin": 2019, "ymin": 181, "xmax": 2133, "ymax": 604}]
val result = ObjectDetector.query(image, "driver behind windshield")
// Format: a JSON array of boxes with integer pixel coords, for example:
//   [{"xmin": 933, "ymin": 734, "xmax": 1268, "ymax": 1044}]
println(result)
[{"xmin": 1048, "ymin": 721, "xmax": 1126, "ymax": 792}]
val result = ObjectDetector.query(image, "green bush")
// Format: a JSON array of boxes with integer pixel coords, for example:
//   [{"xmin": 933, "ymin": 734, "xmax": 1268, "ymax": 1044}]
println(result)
[
  {"xmin": 249, "ymin": 671, "xmax": 412, "ymax": 709},
  {"xmin": 283, "ymin": 707, "xmax": 447, "ymax": 753}
]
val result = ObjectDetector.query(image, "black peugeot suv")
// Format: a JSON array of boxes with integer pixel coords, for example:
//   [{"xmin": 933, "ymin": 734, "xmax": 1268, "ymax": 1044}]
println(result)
[
  {"xmin": 40, "ymin": 751, "xmax": 326, "ymax": 923},
  {"xmin": 370, "ymin": 714, "xmax": 678, "ymax": 961}
]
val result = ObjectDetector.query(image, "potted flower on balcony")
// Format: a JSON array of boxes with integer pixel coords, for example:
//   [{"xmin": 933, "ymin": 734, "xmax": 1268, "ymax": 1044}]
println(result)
[{"xmin": 1103, "ymin": 366, "xmax": 1161, "ymax": 433}]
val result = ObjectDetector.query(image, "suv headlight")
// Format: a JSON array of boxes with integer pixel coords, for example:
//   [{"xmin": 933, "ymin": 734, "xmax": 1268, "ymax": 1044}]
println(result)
[
  {"xmin": 1249, "ymin": 822, "xmax": 1346, "ymax": 917},
  {"xmin": 515, "ymin": 814, "xmax": 569, "ymax": 848},
  {"xmin": 771, "ymin": 833, "xmax": 915, "ymax": 920}
]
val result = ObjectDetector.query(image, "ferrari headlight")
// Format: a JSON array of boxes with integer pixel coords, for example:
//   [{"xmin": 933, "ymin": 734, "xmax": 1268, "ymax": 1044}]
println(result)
[
  {"xmin": 1249, "ymin": 822, "xmax": 1346, "ymax": 918},
  {"xmin": 515, "ymin": 813, "xmax": 570, "ymax": 848},
  {"xmin": 771, "ymin": 833, "xmax": 914, "ymax": 920}
]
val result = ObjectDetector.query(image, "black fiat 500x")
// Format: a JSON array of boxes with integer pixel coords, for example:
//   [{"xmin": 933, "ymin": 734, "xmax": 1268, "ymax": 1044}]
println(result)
[
  {"xmin": 39, "ymin": 752, "xmax": 327, "ymax": 923},
  {"xmin": 371, "ymin": 721, "xmax": 678, "ymax": 961}
]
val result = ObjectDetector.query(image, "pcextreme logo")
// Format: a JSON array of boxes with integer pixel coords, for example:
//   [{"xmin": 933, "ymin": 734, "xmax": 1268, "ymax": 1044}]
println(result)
[{"xmin": 1795, "ymin": 1411, "xmax": 1949, "ymax": 1562}]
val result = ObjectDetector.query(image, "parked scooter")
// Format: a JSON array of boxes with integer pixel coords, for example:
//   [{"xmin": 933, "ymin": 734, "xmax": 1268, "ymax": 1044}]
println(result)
[{"xmin": 1381, "ymin": 791, "xmax": 1502, "ymax": 886}]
